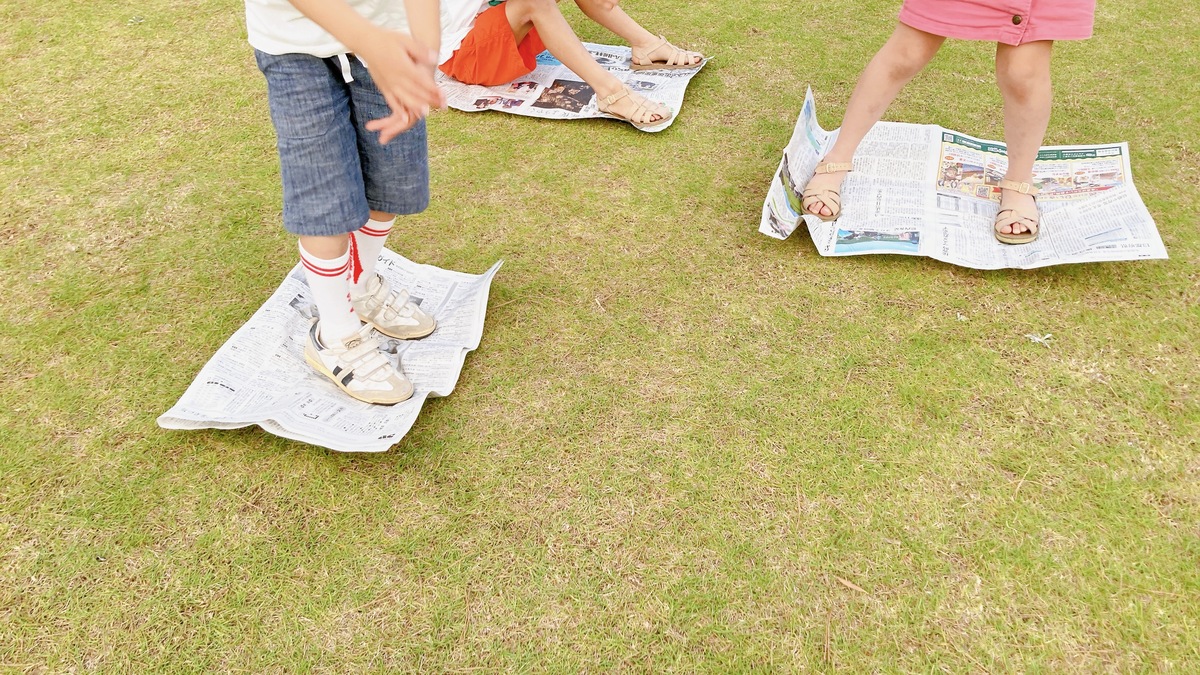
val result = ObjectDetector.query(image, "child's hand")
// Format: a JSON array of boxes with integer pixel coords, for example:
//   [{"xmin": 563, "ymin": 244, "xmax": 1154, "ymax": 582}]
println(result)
[
  {"xmin": 357, "ymin": 27, "xmax": 446, "ymax": 131},
  {"xmin": 365, "ymin": 103, "xmax": 421, "ymax": 144}
]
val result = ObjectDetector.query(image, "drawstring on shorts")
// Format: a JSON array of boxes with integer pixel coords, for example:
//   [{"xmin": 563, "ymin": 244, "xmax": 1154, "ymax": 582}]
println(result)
[{"xmin": 335, "ymin": 53, "xmax": 369, "ymax": 83}]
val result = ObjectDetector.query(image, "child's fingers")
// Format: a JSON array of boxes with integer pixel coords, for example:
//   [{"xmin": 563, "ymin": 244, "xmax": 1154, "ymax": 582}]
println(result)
[
  {"xmin": 378, "ymin": 59, "xmax": 441, "ymax": 114},
  {"xmin": 366, "ymin": 105, "xmax": 418, "ymax": 145}
]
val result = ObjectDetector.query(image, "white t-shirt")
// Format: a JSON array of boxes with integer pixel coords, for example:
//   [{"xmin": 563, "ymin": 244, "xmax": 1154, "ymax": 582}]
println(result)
[
  {"xmin": 438, "ymin": 0, "xmax": 491, "ymax": 64},
  {"xmin": 246, "ymin": 0, "xmax": 411, "ymax": 57}
]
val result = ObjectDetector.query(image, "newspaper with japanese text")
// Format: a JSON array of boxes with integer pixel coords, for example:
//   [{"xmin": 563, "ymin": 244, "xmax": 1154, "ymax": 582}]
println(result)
[
  {"xmin": 760, "ymin": 89, "xmax": 1168, "ymax": 269},
  {"xmin": 437, "ymin": 43, "xmax": 707, "ymax": 132},
  {"xmin": 158, "ymin": 251, "xmax": 502, "ymax": 453}
]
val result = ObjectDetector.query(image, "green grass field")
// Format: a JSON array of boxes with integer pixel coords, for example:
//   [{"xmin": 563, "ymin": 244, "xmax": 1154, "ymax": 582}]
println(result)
[{"xmin": 2, "ymin": 0, "xmax": 1198, "ymax": 671}]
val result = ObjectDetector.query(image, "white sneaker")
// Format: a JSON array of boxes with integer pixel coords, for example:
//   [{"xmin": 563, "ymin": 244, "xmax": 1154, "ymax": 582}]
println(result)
[
  {"xmin": 351, "ymin": 273, "xmax": 436, "ymax": 340},
  {"xmin": 304, "ymin": 320, "xmax": 413, "ymax": 405}
]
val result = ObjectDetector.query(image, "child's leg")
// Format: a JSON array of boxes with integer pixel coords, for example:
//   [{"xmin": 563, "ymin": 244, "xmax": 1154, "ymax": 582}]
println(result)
[
  {"xmin": 257, "ymin": 49, "xmax": 413, "ymax": 404},
  {"xmin": 994, "ymin": 40, "xmax": 1053, "ymax": 237},
  {"xmin": 350, "ymin": 210, "xmax": 396, "ymax": 295},
  {"xmin": 804, "ymin": 23, "xmax": 944, "ymax": 217},
  {"xmin": 298, "ymin": 234, "xmax": 360, "ymax": 343},
  {"xmin": 503, "ymin": 0, "xmax": 668, "ymax": 123},
  {"xmin": 571, "ymin": 0, "xmax": 702, "ymax": 67}
]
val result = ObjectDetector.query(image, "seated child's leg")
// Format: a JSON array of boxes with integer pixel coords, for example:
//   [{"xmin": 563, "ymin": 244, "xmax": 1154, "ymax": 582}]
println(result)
[
  {"xmin": 440, "ymin": 2, "xmax": 548, "ymax": 86},
  {"xmin": 441, "ymin": 0, "xmax": 669, "ymax": 125},
  {"xmin": 572, "ymin": 0, "xmax": 703, "ymax": 68},
  {"xmin": 505, "ymin": 0, "xmax": 669, "ymax": 124}
]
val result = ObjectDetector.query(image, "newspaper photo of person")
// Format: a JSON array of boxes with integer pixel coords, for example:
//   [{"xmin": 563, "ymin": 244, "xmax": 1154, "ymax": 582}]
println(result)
[{"xmin": 531, "ymin": 79, "xmax": 595, "ymax": 113}]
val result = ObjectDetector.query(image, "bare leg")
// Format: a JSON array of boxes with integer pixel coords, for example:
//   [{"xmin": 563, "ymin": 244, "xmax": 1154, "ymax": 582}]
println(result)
[
  {"xmin": 299, "ymin": 233, "xmax": 349, "ymax": 259},
  {"xmin": 571, "ymin": 0, "xmax": 701, "ymax": 66},
  {"xmin": 572, "ymin": 0, "xmax": 656, "ymax": 46},
  {"xmin": 995, "ymin": 40, "xmax": 1053, "ymax": 236},
  {"xmin": 304, "ymin": 213, "xmax": 388, "ymax": 256},
  {"xmin": 504, "ymin": 0, "xmax": 667, "ymax": 123},
  {"xmin": 804, "ymin": 23, "xmax": 945, "ymax": 217}
]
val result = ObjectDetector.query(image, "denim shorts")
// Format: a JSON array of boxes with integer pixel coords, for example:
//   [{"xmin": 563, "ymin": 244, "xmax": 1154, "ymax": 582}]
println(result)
[{"xmin": 255, "ymin": 50, "xmax": 430, "ymax": 237}]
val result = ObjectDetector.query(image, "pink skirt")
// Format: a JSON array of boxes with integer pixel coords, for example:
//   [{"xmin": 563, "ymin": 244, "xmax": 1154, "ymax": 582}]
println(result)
[{"xmin": 899, "ymin": 0, "xmax": 1095, "ymax": 45}]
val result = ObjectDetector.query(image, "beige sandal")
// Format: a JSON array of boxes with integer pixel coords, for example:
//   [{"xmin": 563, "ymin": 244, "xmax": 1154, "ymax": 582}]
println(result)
[
  {"xmin": 596, "ymin": 87, "xmax": 673, "ymax": 130},
  {"xmin": 630, "ymin": 35, "xmax": 704, "ymax": 71},
  {"xmin": 994, "ymin": 179, "xmax": 1040, "ymax": 245},
  {"xmin": 801, "ymin": 161, "xmax": 853, "ymax": 221}
]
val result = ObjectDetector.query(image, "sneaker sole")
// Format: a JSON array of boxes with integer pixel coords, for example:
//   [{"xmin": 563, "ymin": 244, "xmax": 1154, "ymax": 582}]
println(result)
[{"xmin": 304, "ymin": 347, "xmax": 414, "ymax": 406}]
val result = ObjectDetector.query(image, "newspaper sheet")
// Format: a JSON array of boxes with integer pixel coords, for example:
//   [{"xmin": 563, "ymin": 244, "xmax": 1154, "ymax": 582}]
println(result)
[
  {"xmin": 158, "ymin": 251, "xmax": 502, "ymax": 453},
  {"xmin": 760, "ymin": 89, "xmax": 1168, "ymax": 269},
  {"xmin": 437, "ymin": 43, "xmax": 708, "ymax": 132}
]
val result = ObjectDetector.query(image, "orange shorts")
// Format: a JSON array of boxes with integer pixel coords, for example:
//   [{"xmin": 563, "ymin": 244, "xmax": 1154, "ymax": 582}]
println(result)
[{"xmin": 439, "ymin": 3, "xmax": 547, "ymax": 86}]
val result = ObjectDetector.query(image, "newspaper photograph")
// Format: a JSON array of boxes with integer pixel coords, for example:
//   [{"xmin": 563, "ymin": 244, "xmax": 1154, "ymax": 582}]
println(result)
[
  {"xmin": 437, "ymin": 43, "xmax": 708, "ymax": 132},
  {"xmin": 158, "ymin": 251, "xmax": 502, "ymax": 453},
  {"xmin": 760, "ymin": 89, "xmax": 1168, "ymax": 269}
]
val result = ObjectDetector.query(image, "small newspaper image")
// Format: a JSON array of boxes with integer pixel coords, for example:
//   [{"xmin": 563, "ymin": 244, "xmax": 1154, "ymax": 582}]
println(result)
[
  {"xmin": 437, "ymin": 43, "xmax": 708, "ymax": 132},
  {"xmin": 158, "ymin": 251, "xmax": 502, "ymax": 453},
  {"xmin": 760, "ymin": 89, "xmax": 1168, "ymax": 269}
]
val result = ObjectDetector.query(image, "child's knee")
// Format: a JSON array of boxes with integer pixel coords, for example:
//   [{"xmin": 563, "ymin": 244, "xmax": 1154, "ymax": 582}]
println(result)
[
  {"xmin": 877, "ymin": 38, "xmax": 939, "ymax": 81},
  {"xmin": 877, "ymin": 46, "xmax": 932, "ymax": 82},
  {"xmin": 512, "ymin": 0, "xmax": 560, "ymax": 20},
  {"xmin": 996, "ymin": 61, "xmax": 1050, "ymax": 101}
]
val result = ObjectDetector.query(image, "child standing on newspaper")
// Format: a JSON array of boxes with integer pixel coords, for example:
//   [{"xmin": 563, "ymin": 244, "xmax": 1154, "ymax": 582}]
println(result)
[
  {"xmin": 800, "ymin": 1, "xmax": 1096, "ymax": 244},
  {"xmin": 247, "ymin": 0, "xmax": 446, "ymax": 404},
  {"xmin": 438, "ymin": 0, "xmax": 704, "ymax": 129}
]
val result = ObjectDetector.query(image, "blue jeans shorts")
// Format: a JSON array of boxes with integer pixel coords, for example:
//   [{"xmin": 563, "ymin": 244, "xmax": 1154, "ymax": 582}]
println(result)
[{"xmin": 255, "ymin": 50, "xmax": 430, "ymax": 237}]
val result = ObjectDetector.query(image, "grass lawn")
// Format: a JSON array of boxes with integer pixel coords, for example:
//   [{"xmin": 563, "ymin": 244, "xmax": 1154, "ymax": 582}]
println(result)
[{"xmin": 2, "ymin": 0, "xmax": 1198, "ymax": 670}]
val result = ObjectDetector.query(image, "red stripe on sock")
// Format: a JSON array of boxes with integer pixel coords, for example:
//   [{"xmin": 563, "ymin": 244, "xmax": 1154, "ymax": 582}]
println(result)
[
  {"xmin": 348, "ymin": 233, "xmax": 363, "ymax": 285},
  {"xmin": 301, "ymin": 259, "xmax": 350, "ymax": 277},
  {"xmin": 358, "ymin": 225, "xmax": 392, "ymax": 237}
]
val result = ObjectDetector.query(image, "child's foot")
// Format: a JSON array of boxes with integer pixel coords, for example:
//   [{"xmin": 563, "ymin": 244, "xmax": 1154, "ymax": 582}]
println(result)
[
  {"xmin": 801, "ymin": 161, "xmax": 853, "ymax": 221},
  {"xmin": 351, "ymin": 272, "xmax": 436, "ymax": 340},
  {"xmin": 630, "ymin": 35, "xmax": 704, "ymax": 70},
  {"xmin": 596, "ymin": 87, "xmax": 672, "ymax": 129},
  {"xmin": 994, "ymin": 180, "xmax": 1040, "ymax": 244},
  {"xmin": 304, "ymin": 320, "xmax": 414, "ymax": 405}
]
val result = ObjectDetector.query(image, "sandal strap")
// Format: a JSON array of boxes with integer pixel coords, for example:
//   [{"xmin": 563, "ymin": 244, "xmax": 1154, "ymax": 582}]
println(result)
[
  {"xmin": 998, "ymin": 179, "xmax": 1038, "ymax": 195},
  {"xmin": 599, "ymin": 89, "xmax": 630, "ymax": 107},
  {"xmin": 632, "ymin": 35, "xmax": 670, "ymax": 63},
  {"xmin": 814, "ymin": 161, "xmax": 853, "ymax": 174},
  {"xmin": 995, "ymin": 208, "xmax": 1039, "ymax": 234},
  {"xmin": 802, "ymin": 188, "xmax": 841, "ymax": 209},
  {"xmin": 633, "ymin": 35, "xmax": 700, "ymax": 67},
  {"xmin": 598, "ymin": 87, "xmax": 666, "ymax": 125}
]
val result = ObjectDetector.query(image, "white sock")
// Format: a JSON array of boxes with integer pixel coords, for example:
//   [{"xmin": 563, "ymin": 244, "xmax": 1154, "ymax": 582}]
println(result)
[
  {"xmin": 350, "ymin": 217, "xmax": 395, "ymax": 296},
  {"xmin": 298, "ymin": 242, "xmax": 361, "ymax": 344}
]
